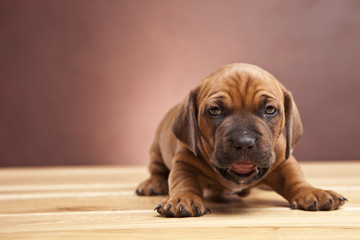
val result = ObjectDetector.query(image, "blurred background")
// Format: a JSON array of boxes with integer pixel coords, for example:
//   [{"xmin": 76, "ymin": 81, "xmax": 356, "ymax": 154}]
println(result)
[{"xmin": 0, "ymin": 0, "xmax": 359, "ymax": 167}]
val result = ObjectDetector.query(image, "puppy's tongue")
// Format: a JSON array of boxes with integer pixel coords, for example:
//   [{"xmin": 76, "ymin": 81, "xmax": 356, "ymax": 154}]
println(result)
[{"xmin": 230, "ymin": 161, "xmax": 255, "ymax": 175}]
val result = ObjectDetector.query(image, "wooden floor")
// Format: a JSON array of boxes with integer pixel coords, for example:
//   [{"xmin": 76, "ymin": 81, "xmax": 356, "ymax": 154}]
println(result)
[{"xmin": 0, "ymin": 162, "xmax": 359, "ymax": 239}]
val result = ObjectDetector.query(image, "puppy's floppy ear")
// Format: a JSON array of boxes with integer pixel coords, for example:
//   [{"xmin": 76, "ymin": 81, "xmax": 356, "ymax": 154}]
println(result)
[
  {"xmin": 171, "ymin": 88, "xmax": 199, "ymax": 156},
  {"xmin": 282, "ymin": 88, "xmax": 303, "ymax": 159}
]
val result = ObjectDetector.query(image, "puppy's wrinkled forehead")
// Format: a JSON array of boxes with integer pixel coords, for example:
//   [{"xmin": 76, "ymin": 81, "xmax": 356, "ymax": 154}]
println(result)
[{"xmin": 199, "ymin": 64, "xmax": 284, "ymax": 109}]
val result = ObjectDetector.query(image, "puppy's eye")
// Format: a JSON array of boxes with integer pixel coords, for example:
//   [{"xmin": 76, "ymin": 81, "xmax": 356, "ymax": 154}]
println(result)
[
  {"xmin": 265, "ymin": 105, "xmax": 277, "ymax": 115},
  {"xmin": 209, "ymin": 107, "xmax": 221, "ymax": 116}
]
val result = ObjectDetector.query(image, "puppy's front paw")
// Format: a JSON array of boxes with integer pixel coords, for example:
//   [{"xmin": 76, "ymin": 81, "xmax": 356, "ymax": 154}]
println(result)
[
  {"xmin": 291, "ymin": 188, "xmax": 347, "ymax": 211},
  {"xmin": 136, "ymin": 175, "xmax": 168, "ymax": 196},
  {"xmin": 154, "ymin": 193, "xmax": 211, "ymax": 217}
]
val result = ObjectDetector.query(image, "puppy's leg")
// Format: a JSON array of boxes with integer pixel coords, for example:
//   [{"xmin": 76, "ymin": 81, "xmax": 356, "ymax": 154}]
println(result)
[
  {"xmin": 155, "ymin": 154, "xmax": 210, "ymax": 217},
  {"xmin": 263, "ymin": 156, "xmax": 347, "ymax": 211},
  {"xmin": 136, "ymin": 142, "xmax": 169, "ymax": 196}
]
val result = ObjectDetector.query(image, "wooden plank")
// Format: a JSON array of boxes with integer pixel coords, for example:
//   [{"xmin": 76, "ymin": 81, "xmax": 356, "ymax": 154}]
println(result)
[
  {"xmin": 1, "ymin": 227, "xmax": 359, "ymax": 240},
  {"xmin": 1, "ymin": 207, "xmax": 359, "ymax": 231},
  {"xmin": 0, "ymin": 162, "xmax": 359, "ymax": 239},
  {"xmin": 1, "ymin": 188, "xmax": 359, "ymax": 214},
  {"xmin": 1, "ymin": 208, "xmax": 359, "ymax": 240}
]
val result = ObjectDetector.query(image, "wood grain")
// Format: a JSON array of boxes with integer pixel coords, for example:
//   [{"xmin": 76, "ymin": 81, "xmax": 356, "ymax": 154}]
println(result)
[{"xmin": 0, "ymin": 162, "xmax": 359, "ymax": 239}]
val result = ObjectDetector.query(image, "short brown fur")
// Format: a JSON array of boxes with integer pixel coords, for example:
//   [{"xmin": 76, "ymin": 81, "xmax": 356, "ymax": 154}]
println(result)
[{"xmin": 136, "ymin": 63, "xmax": 346, "ymax": 217}]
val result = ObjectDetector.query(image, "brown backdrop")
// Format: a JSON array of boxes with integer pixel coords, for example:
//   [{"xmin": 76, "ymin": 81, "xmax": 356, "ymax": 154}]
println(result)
[{"xmin": 1, "ymin": 0, "xmax": 360, "ymax": 166}]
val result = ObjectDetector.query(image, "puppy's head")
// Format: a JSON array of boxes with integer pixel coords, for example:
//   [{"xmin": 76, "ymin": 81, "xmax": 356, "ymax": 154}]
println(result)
[{"xmin": 171, "ymin": 63, "xmax": 302, "ymax": 185}]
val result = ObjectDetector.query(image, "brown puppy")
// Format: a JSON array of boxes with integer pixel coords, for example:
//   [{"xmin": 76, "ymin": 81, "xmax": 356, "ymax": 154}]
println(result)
[{"xmin": 136, "ymin": 63, "xmax": 347, "ymax": 217}]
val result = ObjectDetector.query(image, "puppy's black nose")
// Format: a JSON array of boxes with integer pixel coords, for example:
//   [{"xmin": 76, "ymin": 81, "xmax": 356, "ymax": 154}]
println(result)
[{"xmin": 231, "ymin": 135, "xmax": 255, "ymax": 150}]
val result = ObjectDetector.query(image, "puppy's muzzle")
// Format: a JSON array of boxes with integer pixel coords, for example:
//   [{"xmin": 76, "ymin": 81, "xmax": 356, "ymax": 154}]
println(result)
[{"xmin": 213, "ymin": 132, "xmax": 270, "ymax": 185}]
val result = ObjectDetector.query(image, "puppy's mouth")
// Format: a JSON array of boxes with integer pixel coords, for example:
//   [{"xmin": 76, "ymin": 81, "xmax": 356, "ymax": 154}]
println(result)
[{"xmin": 214, "ymin": 160, "xmax": 269, "ymax": 185}]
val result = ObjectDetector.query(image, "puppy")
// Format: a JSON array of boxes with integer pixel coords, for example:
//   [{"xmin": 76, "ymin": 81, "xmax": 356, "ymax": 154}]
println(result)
[{"xmin": 136, "ymin": 63, "xmax": 347, "ymax": 217}]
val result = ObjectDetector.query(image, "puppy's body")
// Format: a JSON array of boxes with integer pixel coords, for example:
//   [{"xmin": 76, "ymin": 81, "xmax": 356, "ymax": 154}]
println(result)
[{"xmin": 137, "ymin": 63, "xmax": 346, "ymax": 217}]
